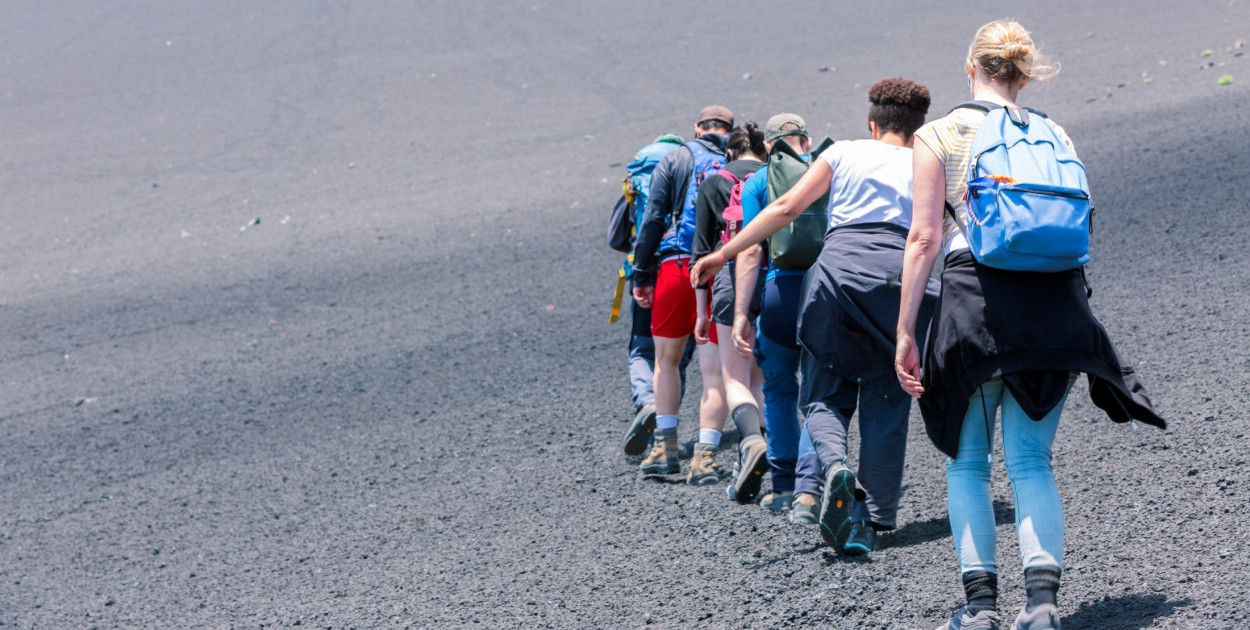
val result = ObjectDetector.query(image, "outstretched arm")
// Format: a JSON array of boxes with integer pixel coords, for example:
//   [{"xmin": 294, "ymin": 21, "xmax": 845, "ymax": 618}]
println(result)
[{"xmin": 690, "ymin": 159, "xmax": 833, "ymax": 287}]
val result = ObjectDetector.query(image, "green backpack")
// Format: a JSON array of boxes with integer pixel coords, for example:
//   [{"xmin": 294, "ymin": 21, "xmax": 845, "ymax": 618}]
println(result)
[{"xmin": 765, "ymin": 137, "xmax": 835, "ymax": 269}]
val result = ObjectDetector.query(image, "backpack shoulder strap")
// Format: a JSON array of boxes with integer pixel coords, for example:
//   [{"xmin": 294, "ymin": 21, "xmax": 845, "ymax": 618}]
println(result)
[
  {"xmin": 716, "ymin": 168, "xmax": 741, "ymax": 186},
  {"xmin": 950, "ymin": 100, "xmax": 1050, "ymax": 127},
  {"xmin": 944, "ymin": 201, "xmax": 969, "ymax": 238},
  {"xmin": 810, "ymin": 137, "xmax": 836, "ymax": 160},
  {"xmin": 947, "ymin": 100, "xmax": 998, "ymax": 115}
]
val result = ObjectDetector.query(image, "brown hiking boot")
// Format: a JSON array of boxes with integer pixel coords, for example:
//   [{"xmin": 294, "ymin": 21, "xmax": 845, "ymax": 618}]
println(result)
[
  {"xmin": 687, "ymin": 443, "xmax": 722, "ymax": 486},
  {"xmin": 639, "ymin": 428, "xmax": 679, "ymax": 476}
]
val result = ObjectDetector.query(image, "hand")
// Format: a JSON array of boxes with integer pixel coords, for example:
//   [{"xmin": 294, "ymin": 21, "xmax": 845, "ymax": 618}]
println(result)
[
  {"xmin": 895, "ymin": 331, "xmax": 924, "ymax": 398},
  {"xmin": 693, "ymin": 313, "xmax": 711, "ymax": 345},
  {"xmin": 732, "ymin": 314, "xmax": 755, "ymax": 358},
  {"xmin": 690, "ymin": 252, "xmax": 726, "ymax": 289},
  {"xmin": 632, "ymin": 285, "xmax": 653, "ymax": 309}
]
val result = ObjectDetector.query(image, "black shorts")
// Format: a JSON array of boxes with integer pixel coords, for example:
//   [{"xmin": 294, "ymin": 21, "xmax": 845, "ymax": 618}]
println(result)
[{"xmin": 710, "ymin": 261, "xmax": 763, "ymax": 327}]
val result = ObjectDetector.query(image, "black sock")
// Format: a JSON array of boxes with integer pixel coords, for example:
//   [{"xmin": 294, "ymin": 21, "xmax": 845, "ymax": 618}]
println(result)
[
  {"xmin": 962, "ymin": 571, "xmax": 998, "ymax": 615},
  {"xmin": 1024, "ymin": 566, "xmax": 1061, "ymax": 611},
  {"xmin": 730, "ymin": 404, "xmax": 761, "ymax": 439}
]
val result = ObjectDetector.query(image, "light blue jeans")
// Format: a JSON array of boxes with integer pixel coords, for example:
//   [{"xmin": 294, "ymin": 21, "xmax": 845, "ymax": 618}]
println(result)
[{"xmin": 947, "ymin": 377, "xmax": 1073, "ymax": 574}]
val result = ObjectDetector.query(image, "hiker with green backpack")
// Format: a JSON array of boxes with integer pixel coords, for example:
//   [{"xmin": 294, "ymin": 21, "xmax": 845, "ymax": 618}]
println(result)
[
  {"xmin": 692, "ymin": 78, "xmax": 940, "ymax": 557},
  {"xmin": 726, "ymin": 113, "xmax": 827, "ymax": 521}
]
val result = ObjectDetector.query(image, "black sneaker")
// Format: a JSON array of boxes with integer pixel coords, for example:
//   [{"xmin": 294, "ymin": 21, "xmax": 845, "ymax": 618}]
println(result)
[
  {"xmin": 726, "ymin": 435, "xmax": 769, "ymax": 504},
  {"xmin": 818, "ymin": 465, "xmax": 856, "ymax": 550},
  {"xmin": 842, "ymin": 521, "xmax": 876, "ymax": 556},
  {"xmin": 623, "ymin": 404, "xmax": 656, "ymax": 456}
]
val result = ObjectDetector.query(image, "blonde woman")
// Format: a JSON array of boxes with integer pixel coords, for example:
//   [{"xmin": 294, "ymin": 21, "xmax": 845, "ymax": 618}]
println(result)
[{"xmin": 895, "ymin": 20, "xmax": 1166, "ymax": 630}]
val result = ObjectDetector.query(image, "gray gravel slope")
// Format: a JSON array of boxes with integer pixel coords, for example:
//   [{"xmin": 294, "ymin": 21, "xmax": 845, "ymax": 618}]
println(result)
[{"xmin": 1, "ymin": 1, "xmax": 1247, "ymax": 628}]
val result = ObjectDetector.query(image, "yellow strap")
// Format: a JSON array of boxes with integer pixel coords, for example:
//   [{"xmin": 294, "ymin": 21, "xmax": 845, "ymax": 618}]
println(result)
[{"xmin": 609, "ymin": 269, "xmax": 627, "ymax": 323}]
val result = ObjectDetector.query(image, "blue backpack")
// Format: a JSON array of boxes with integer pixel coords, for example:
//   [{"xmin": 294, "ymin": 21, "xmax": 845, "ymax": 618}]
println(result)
[
  {"xmin": 607, "ymin": 135, "xmax": 684, "ymax": 323},
  {"xmin": 950, "ymin": 101, "xmax": 1093, "ymax": 272},
  {"xmin": 607, "ymin": 134, "xmax": 684, "ymax": 255},
  {"xmin": 658, "ymin": 140, "xmax": 726, "ymax": 256}
]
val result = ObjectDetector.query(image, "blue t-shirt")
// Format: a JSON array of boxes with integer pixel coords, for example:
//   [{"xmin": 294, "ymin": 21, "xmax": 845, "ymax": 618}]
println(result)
[{"xmin": 740, "ymin": 162, "xmax": 808, "ymax": 281}]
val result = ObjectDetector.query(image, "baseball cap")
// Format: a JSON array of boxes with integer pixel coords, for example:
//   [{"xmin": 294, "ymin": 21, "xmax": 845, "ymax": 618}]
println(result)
[
  {"xmin": 765, "ymin": 113, "xmax": 808, "ymax": 142},
  {"xmin": 696, "ymin": 105, "xmax": 734, "ymax": 128}
]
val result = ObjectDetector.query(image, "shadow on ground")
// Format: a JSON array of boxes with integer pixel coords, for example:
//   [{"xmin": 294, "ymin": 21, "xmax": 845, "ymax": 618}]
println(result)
[
  {"xmin": 887, "ymin": 499, "xmax": 1015, "ymax": 550},
  {"xmin": 1062, "ymin": 594, "xmax": 1192, "ymax": 629}
]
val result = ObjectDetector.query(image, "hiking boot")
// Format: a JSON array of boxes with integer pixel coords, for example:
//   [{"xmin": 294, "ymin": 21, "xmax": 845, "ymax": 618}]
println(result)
[
  {"xmin": 819, "ymin": 465, "xmax": 857, "ymax": 550},
  {"xmin": 759, "ymin": 491, "xmax": 793, "ymax": 513},
  {"xmin": 937, "ymin": 607, "xmax": 1001, "ymax": 630},
  {"xmin": 726, "ymin": 435, "xmax": 769, "ymax": 504},
  {"xmin": 843, "ymin": 520, "xmax": 876, "ymax": 556},
  {"xmin": 623, "ymin": 404, "xmax": 657, "ymax": 456},
  {"xmin": 639, "ymin": 427, "xmax": 679, "ymax": 476},
  {"xmin": 789, "ymin": 492, "xmax": 820, "ymax": 525},
  {"xmin": 687, "ymin": 443, "xmax": 721, "ymax": 486},
  {"xmin": 1012, "ymin": 604, "xmax": 1059, "ymax": 630}
]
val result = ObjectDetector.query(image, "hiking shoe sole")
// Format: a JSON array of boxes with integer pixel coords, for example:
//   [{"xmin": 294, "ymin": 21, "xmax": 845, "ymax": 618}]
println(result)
[
  {"xmin": 688, "ymin": 472, "xmax": 720, "ymax": 486},
  {"xmin": 727, "ymin": 438, "xmax": 770, "ymax": 504},
  {"xmin": 819, "ymin": 466, "xmax": 857, "ymax": 550},
  {"xmin": 623, "ymin": 405, "xmax": 656, "ymax": 456},
  {"xmin": 639, "ymin": 461, "xmax": 680, "ymax": 476}
]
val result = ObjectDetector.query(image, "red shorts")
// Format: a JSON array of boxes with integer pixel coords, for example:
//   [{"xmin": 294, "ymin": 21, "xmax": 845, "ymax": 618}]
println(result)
[{"xmin": 651, "ymin": 258, "xmax": 717, "ymax": 344}]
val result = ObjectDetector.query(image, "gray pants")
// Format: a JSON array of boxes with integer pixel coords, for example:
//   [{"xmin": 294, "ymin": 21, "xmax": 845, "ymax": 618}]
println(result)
[{"xmin": 799, "ymin": 349, "xmax": 910, "ymax": 529}]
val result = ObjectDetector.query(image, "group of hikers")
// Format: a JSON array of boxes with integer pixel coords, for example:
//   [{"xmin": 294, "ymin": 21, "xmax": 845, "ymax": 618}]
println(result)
[{"xmin": 606, "ymin": 20, "xmax": 1166, "ymax": 630}]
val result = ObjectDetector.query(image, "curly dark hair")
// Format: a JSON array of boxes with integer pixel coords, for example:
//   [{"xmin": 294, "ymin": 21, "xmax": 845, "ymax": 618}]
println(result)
[{"xmin": 867, "ymin": 77, "xmax": 931, "ymax": 140}]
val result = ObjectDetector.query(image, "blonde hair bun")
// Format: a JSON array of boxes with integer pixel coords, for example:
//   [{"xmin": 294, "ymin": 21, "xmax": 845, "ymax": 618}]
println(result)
[{"xmin": 969, "ymin": 19, "xmax": 1058, "ymax": 84}]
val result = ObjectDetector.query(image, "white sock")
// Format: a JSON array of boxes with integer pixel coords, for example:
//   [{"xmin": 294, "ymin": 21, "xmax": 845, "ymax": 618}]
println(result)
[
  {"xmin": 698, "ymin": 429, "xmax": 722, "ymax": 446},
  {"xmin": 656, "ymin": 414, "xmax": 678, "ymax": 431}
]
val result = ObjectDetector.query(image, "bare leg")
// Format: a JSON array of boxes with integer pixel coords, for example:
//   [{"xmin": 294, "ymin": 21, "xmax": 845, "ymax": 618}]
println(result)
[
  {"xmin": 696, "ymin": 340, "xmax": 727, "ymax": 432},
  {"xmin": 716, "ymin": 322, "xmax": 761, "ymax": 436},
  {"xmin": 652, "ymin": 335, "xmax": 689, "ymax": 417}
]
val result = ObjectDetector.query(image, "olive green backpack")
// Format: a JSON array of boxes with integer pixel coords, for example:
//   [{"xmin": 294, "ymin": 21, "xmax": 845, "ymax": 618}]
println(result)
[{"xmin": 765, "ymin": 137, "xmax": 835, "ymax": 269}]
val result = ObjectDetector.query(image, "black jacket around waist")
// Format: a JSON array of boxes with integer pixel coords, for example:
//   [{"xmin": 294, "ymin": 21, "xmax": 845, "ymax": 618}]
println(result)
[
  {"xmin": 920, "ymin": 249, "xmax": 1166, "ymax": 458},
  {"xmin": 797, "ymin": 222, "xmax": 940, "ymax": 406}
]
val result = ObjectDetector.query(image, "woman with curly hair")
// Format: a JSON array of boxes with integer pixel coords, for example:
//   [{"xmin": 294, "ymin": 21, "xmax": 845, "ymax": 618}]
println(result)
[{"xmin": 692, "ymin": 77, "xmax": 939, "ymax": 555}]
